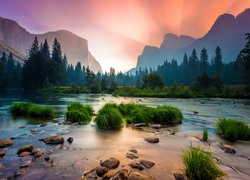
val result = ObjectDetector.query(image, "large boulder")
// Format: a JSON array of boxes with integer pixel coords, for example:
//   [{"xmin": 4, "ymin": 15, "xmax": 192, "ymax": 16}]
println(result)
[
  {"xmin": 0, "ymin": 139, "xmax": 13, "ymax": 147},
  {"xmin": 100, "ymin": 158, "xmax": 120, "ymax": 169},
  {"xmin": 42, "ymin": 135, "xmax": 64, "ymax": 144}
]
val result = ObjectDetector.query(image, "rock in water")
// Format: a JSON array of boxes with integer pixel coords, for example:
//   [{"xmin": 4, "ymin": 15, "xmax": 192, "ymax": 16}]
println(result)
[
  {"xmin": 128, "ymin": 170, "xmax": 156, "ymax": 180},
  {"xmin": 19, "ymin": 151, "xmax": 30, "ymax": 157},
  {"xmin": 221, "ymin": 144, "xmax": 236, "ymax": 154},
  {"xmin": 100, "ymin": 158, "xmax": 120, "ymax": 169},
  {"xmin": 150, "ymin": 124, "xmax": 162, "ymax": 129},
  {"xmin": 15, "ymin": 169, "xmax": 25, "ymax": 177},
  {"xmin": 174, "ymin": 173, "xmax": 187, "ymax": 180},
  {"xmin": 0, "ymin": 139, "xmax": 13, "ymax": 148},
  {"xmin": 103, "ymin": 171, "xmax": 113, "ymax": 180},
  {"xmin": 126, "ymin": 152, "xmax": 139, "ymax": 159},
  {"xmin": 129, "ymin": 162, "xmax": 144, "ymax": 171},
  {"xmin": 67, "ymin": 137, "xmax": 73, "ymax": 144},
  {"xmin": 129, "ymin": 147, "xmax": 138, "ymax": 154},
  {"xmin": 111, "ymin": 169, "xmax": 129, "ymax": 180},
  {"xmin": 17, "ymin": 145, "xmax": 33, "ymax": 155},
  {"xmin": 96, "ymin": 166, "xmax": 109, "ymax": 177},
  {"xmin": 0, "ymin": 149, "xmax": 7, "ymax": 157},
  {"xmin": 20, "ymin": 160, "xmax": 32, "ymax": 168},
  {"xmin": 133, "ymin": 123, "xmax": 147, "ymax": 127},
  {"xmin": 144, "ymin": 137, "xmax": 159, "ymax": 143},
  {"xmin": 34, "ymin": 150, "xmax": 45, "ymax": 158},
  {"xmin": 42, "ymin": 135, "xmax": 64, "ymax": 144},
  {"xmin": 44, "ymin": 156, "xmax": 50, "ymax": 161},
  {"xmin": 139, "ymin": 160, "xmax": 155, "ymax": 168}
]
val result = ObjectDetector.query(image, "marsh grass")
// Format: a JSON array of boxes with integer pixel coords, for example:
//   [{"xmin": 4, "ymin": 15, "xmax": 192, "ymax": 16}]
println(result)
[
  {"xmin": 203, "ymin": 129, "xmax": 208, "ymax": 141},
  {"xmin": 11, "ymin": 102, "xmax": 55, "ymax": 119},
  {"xmin": 216, "ymin": 118, "xmax": 250, "ymax": 141},
  {"xmin": 95, "ymin": 104, "xmax": 123, "ymax": 129},
  {"xmin": 65, "ymin": 102, "xmax": 94, "ymax": 124},
  {"xmin": 183, "ymin": 147, "xmax": 225, "ymax": 180},
  {"xmin": 127, "ymin": 106, "xmax": 152, "ymax": 124}
]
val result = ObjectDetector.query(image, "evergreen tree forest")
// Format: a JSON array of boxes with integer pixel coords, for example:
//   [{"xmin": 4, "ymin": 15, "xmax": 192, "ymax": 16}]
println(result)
[{"xmin": 0, "ymin": 34, "xmax": 250, "ymax": 94}]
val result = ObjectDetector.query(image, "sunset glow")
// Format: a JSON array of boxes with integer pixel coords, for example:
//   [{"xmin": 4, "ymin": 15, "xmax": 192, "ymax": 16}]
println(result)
[{"xmin": 0, "ymin": 0, "xmax": 250, "ymax": 71}]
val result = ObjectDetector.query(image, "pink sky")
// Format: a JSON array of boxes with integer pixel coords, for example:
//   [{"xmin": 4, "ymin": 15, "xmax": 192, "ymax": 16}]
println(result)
[{"xmin": 0, "ymin": 0, "xmax": 250, "ymax": 71}]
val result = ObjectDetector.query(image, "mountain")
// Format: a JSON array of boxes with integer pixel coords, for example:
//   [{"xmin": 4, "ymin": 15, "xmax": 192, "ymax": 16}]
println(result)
[
  {"xmin": 0, "ymin": 16, "xmax": 102, "ymax": 73},
  {"xmin": 134, "ymin": 8, "xmax": 250, "ymax": 70},
  {"xmin": 0, "ymin": 40, "xmax": 25, "ymax": 61}
]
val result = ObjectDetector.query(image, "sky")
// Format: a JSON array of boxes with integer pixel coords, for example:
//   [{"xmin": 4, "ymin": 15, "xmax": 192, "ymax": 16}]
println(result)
[{"xmin": 0, "ymin": 0, "xmax": 250, "ymax": 72}]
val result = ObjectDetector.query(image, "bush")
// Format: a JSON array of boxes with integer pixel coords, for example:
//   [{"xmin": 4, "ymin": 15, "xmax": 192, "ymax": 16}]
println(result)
[
  {"xmin": 10, "ymin": 102, "xmax": 55, "ymax": 119},
  {"xmin": 183, "ymin": 147, "xmax": 225, "ymax": 180},
  {"xmin": 65, "ymin": 102, "xmax": 94, "ymax": 124},
  {"xmin": 95, "ymin": 104, "xmax": 123, "ymax": 129},
  {"xmin": 203, "ymin": 129, "xmax": 208, "ymax": 141},
  {"xmin": 151, "ymin": 106, "xmax": 183, "ymax": 124},
  {"xmin": 216, "ymin": 118, "xmax": 250, "ymax": 141}
]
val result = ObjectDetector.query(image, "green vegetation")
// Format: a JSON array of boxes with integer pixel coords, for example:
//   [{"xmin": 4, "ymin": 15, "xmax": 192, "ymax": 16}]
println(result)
[
  {"xmin": 127, "ymin": 105, "xmax": 152, "ymax": 124},
  {"xmin": 95, "ymin": 104, "xmax": 123, "ymax": 129},
  {"xmin": 10, "ymin": 102, "xmax": 55, "ymax": 119},
  {"xmin": 203, "ymin": 129, "xmax": 208, "ymax": 141},
  {"xmin": 183, "ymin": 147, "xmax": 225, "ymax": 180},
  {"xmin": 65, "ymin": 102, "xmax": 94, "ymax": 124},
  {"xmin": 216, "ymin": 118, "xmax": 250, "ymax": 141},
  {"xmin": 113, "ymin": 85, "xmax": 248, "ymax": 98}
]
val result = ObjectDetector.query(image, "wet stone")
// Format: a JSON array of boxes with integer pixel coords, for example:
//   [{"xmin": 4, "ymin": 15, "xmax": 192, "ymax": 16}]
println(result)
[
  {"xmin": 126, "ymin": 152, "xmax": 139, "ymax": 159},
  {"xmin": 101, "ymin": 158, "xmax": 120, "ymax": 169},
  {"xmin": 15, "ymin": 169, "xmax": 25, "ymax": 177},
  {"xmin": 174, "ymin": 173, "xmax": 187, "ymax": 180},
  {"xmin": 44, "ymin": 156, "xmax": 50, "ymax": 161},
  {"xmin": 0, "ymin": 139, "xmax": 13, "ymax": 148},
  {"xmin": 17, "ymin": 145, "xmax": 33, "ymax": 155},
  {"xmin": 0, "ymin": 149, "xmax": 7, "ymax": 157},
  {"xmin": 96, "ymin": 166, "xmax": 109, "ymax": 177},
  {"xmin": 128, "ymin": 170, "xmax": 156, "ymax": 180},
  {"xmin": 129, "ymin": 148, "xmax": 138, "ymax": 154},
  {"xmin": 144, "ymin": 137, "xmax": 159, "ymax": 143},
  {"xmin": 34, "ymin": 150, "xmax": 45, "ymax": 159},
  {"xmin": 20, "ymin": 160, "xmax": 32, "ymax": 168},
  {"xmin": 111, "ymin": 169, "xmax": 129, "ymax": 180},
  {"xmin": 129, "ymin": 161, "xmax": 144, "ymax": 171},
  {"xmin": 103, "ymin": 171, "xmax": 113, "ymax": 180},
  {"xmin": 67, "ymin": 137, "xmax": 73, "ymax": 144},
  {"xmin": 19, "ymin": 151, "xmax": 30, "ymax": 157},
  {"xmin": 139, "ymin": 160, "xmax": 155, "ymax": 169},
  {"xmin": 42, "ymin": 135, "xmax": 64, "ymax": 144},
  {"xmin": 221, "ymin": 144, "xmax": 236, "ymax": 154}
]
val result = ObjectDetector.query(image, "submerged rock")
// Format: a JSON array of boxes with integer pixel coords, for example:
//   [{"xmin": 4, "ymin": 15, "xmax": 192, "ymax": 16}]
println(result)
[
  {"xmin": 42, "ymin": 135, "xmax": 64, "ymax": 144},
  {"xmin": 34, "ymin": 150, "xmax": 45, "ymax": 159},
  {"xmin": 19, "ymin": 151, "xmax": 30, "ymax": 157},
  {"xmin": 67, "ymin": 137, "xmax": 74, "ymax": 144},
  {"xmin": 17, "ymin": 145, "xmax": 33, "ymax": 155},
  {"xmin": 111, "ymin": 169, "xmax": 129, "ymax": 180},
  {"xmin": 15, "ymin": 169, "xmax": 25, "ymax": 177},
  {"xmin": 173, "ymin": 173, "xmax": 187, "ymax": 180},
  {"xmin": 44, "ymin": 156, "xmax": 50, "ymax": 161},
  {"xmin": 129, "ymin": 162, "xmax": 144, "ymax": 171},
  {"xmin": 144, "ymin": 137, "xmax": 159, "ymax": 143},
  {"xmin": 40, "ymin": 122, "xmax": 47, "ymax": 127},
  {"xmin": 129, "ymin": 148, "xmax": 138, "ymax": 154},
  {"xmin": 30, "ymin": 129, "xmax": 37, "ymax": 134},
  {"xmin": 139, "ymin": 160, "xmax": 155, "ymax": 169},
  {"xmin": 126, "ymin": 152, "xmax": 139, "ymax": 159},
  {"xmin": 103, "ymin": 171, "xmax": 113, "ymax": 180},
  {"xmin": 101, "ymin": 158, "xmax": 120, "ymax": 169},
  {"xmin": 0, "ymin": 139, "xmax": 13, "ymax": 148},
  {"xmin": 96, "ymin": 166, "xmax": 109, "ymax": 177},
  {"xmin": 20, "ymin": 160, "xmax": 32, "ymax": 168},
  {"xmin": 0, "ymin": 149, "xmax": 7, "ymax": 157}
]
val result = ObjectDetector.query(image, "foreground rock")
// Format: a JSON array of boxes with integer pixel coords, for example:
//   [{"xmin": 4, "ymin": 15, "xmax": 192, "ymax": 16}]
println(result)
[
  {"xmin": 128, "ymin": 170, "xmax": 156, "ymax": 180},
  {"xmin": 0, "ymin": 149, "xmax": 7, "ymax": 157},
  {"xmin": 220, "ymin": 144, "xmax": 236, "ymax": 154},
  {"xmin": 103, "ymin": 171, "xmax": 113, "ymax": 180},
  {"xmin": 111, "ymin": 169, "xmax": 129, "ymax": 180},
  {"xmin": 96, "ymin": 166, "xmax": 109, "ymax": 177},
  {"xmin": 34, "ymin": 150, "xmax": 45, "ymax": 159},
  {"xmin": 129, "ymin": 161, "xmax": 144, "ymax": 171},
  {"xmin": 17, "ymin": 145, "xmax": 33, "ymax": 155},
  {"xmin": 126, "ymin": 152, "xmax": 139, "ymax": 159},
  {"xmin": 101, "ymin": 158, "xmax": 120, "ymax": 169},
  {"xmin": 144, "ymin": 137, "xmax": 159, "ymax": 143},
  {"xmin": 133, "ymin": 123, "xmax": 147, "ymax": 127},
  {"xmin": 15, "ymin": 169, "xmax": 25, "ymax": 177},
  {"xmin": 0, "ymin": 139, "xmax": 13, "ymax": 147},
  {"xmin": 129, "ymin": 147, "xmax": 138, "ymax": 154},
  {"xmin": 67, "ymin": 137, "xmax": 73, "ymax": 144},
  {"xmin": 42, "ymin": 135, "xmax": 64, "ymax": 144},
  {"xmin": 19, "ymin": 151, "xmax": 30, "ymax": 157},
  {"xmin": 150, "ymin": 124, "xmax": 161, "ymax": 129},
  {"xmin": 20, "ymin": 160, "xmax": 32, "ymax": 168},
  {"xmin": 173, "ymin": 173, "xmax": 187, "ymax": 180},
  {"xmin": 139, "ymin": 160, "xmax": 155, "ymax": 168}
]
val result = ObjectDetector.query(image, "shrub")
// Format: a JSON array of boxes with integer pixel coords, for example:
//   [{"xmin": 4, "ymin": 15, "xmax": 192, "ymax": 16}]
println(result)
[
  {"xmin": 151, "ymin": 106, "xmax": 183, "ymax": 124},
  {"xmin": 216, "ymin": 118, "xmax": 250, "ymax": 141},
  {"xmin": 95, "ymin": 104, "xmax": 123, "ymax": 129},
  {"xmin": 183, "ymin": 147, "xmax": 225, "ymax": 180},
  {"xmin": 10, "ymin": 102, "xmax": 55, "ymax": 119},
  {"xmin": 203, "ymin": 129, "xmax": 208, "ymax": 141},
  {"xmin": 65, "ymin": 102, "xmax": 94, "ymax": 124}
]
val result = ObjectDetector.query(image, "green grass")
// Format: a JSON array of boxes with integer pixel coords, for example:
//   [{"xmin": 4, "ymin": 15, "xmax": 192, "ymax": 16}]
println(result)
[
  {"xmin": 216, "ymin": 118, "xmax": 250, "ymax": 141},
  {"xmin": 151, "ymin": 106, "xmax": 183, "ymax": 124},
  {"xmin": 95, "ymin": 103, "xmax": 123, "ymax": 129},
  {"xmin": 65, "ymin": 102, "xmax": 94, "ymax": 124},
  {"xmin": 10, "ymin": 102, "xmax": 55, "ymax": 119},
  {"xmin": 183, "ymin": 147, "xmax": 225, "ymax": 180},
  {"xmin": 127, "ymin": 106, "xmax": 152, "ymax": 124},
  {"xmin": 203, "ymin": 129, "xmax": 208, "ymax": 141}
]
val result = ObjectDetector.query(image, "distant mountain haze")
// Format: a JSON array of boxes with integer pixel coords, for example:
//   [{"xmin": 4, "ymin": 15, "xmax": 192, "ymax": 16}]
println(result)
[
  {"xmin": 135, "ymin": 9, "xmax": 250, "ymax": 70},
  {"xmin": 0, "ymin": 16, "xmax": 102, "ymax": 73}
]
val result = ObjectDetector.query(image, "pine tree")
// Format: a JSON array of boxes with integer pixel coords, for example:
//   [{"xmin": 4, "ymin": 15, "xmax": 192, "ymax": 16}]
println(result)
[
  {"xmin": 212, "ymin": 46, "xmax": 223, "ymax": 77},
  {"xmin": 0, "ymin": 52, "xmax": 7, "ymax": 88},
  {"xmin": 189, "ymin": 49, "xmax": 199, "ymax": 81},
  {"xmin": 200, "ymin": 47, "xmax": 208, "ymax": 74},
  {"xmin": 181, "ymin": 53, "xmax": 189, "ymax": 84}
]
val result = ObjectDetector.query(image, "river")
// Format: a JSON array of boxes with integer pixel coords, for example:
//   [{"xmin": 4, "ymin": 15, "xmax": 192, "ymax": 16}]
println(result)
[{"xmin": 0, "ymin": 91, "xmax": 250, "ymax": 179}]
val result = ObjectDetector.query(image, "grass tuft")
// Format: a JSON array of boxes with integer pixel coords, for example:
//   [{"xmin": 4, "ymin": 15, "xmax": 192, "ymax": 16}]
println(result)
[
  {"xmin": 95, "ymin": 103, "xmax": 123, "ymax": 129},
  {"xmin": 65, "ymin": 102, "xmax": 93, "ymax": 124},
  {"xmin": 183, "ymin": 147, "xmax": 225, "ymax": 180},
  {"xmin": 216, "ymin": 118, "xmax": 250, "ymax": 141},
  {"xmin": 203, "ymin": 129, "xmax": 208, "ymax": 141},
  {"xmin": 10, "ymin": 102, "xmax": 55, "ymax": 119}
]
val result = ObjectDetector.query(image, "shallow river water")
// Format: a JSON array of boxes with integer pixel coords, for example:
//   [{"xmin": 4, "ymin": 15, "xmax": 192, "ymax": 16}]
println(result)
[{"xmin": 0, "ymin": 91, "xmax": 250, "ymax": 179}]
